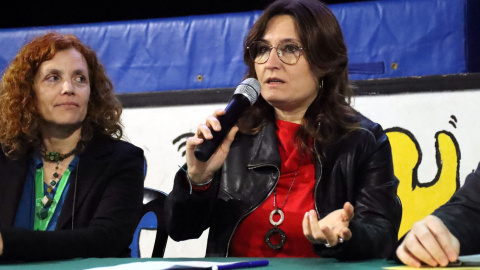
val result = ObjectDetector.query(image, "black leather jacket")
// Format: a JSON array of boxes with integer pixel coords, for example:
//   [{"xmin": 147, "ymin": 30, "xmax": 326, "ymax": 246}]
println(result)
[{"xmin": 166, "ymin": 115, "xmax": 401, "ymax": 260}]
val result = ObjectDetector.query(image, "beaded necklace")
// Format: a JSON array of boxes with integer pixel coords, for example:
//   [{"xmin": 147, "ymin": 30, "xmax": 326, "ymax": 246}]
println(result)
[
  {"xmin": 42, "ymin": 149, "xmax": 76, "ymax": 163},
  {"xmin": 34, "ymin": 166, "xmax": 71, "ymax": 230},
  {"xmin": 34, "ymin": 148, "xmax": 76, "ymax": 229},
  {"xmin": 40, "ymin": 148, "xmax": 75, "ymax": 193}
]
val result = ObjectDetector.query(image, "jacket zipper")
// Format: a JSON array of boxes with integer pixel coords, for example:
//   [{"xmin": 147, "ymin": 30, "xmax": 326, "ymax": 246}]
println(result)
[
  {"xmin": 225, "ymin": 163, "xmax": 280, "ymax": 256},
  {"xmin": 313, "ymin": 140, "xmax": 322, "ymax": 217}
]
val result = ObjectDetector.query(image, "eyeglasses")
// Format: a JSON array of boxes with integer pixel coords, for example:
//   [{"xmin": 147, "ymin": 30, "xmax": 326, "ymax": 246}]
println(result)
[{"xmin": 247, "ymin": 40, "xmax": 305, "ymax": 65}]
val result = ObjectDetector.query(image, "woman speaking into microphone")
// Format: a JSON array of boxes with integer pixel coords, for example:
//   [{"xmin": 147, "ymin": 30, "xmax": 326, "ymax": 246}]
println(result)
[{"xmin": 165, "ymin": 0, "xmax": 401, "ymax": 260}]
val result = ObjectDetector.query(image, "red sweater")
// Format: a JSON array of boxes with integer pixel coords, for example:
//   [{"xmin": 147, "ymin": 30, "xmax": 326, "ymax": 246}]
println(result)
[{"xmin": 229, "ymin": 120, "xmax": 318, "ymax": 257}]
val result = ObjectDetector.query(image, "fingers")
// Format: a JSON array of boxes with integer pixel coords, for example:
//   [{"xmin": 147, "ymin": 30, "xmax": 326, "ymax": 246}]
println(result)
[
  {"xmin": 398, "ymin": 216, "xmax": 459, "ymax": 268},
  {"xmin": 397, "ymin": 228, "xmax": 439, "ymax": 267},
  {"xmin": 321, "ymin": 225, "xmax": 339, "ymax": 246},
  {"xmin": 338, "ymin": 227, "xmax": 352, "ymax": 242},
  {"xmin": 220, "ymin": 126, "xmax": 239, "ymax": 150},
  {"xmin": 396, "ymin": 241, "xmax": 423, "ymax": 268},
  {"xmin": 303, "ymin": 210, "xmax": 322, "ymax": 244},
  {"xmin": 323, "ymin": 225, "xmax": 352, "ymax": 245},
  {"xmin": 423, "ymin": 216, "xmax": 459, "ymax": 265},
  {"xmin": 196, "ymin": 108, "xmax": 226, "ymax": 139},
  {"xmin": 448, "ymin": 232, "xmax": 460, "ymax": 262},
  {"xmin": 302, "ymin": 209, "xmax": 351, "ymax": 247},
  {"xmin": 411, "ymin": 222, "xmax": 444, "ymax": 266},
  {"xmin": 212, "ymin": 108, "xmax": 226, "ymax": 118},
  {"xmin": 302, "ymin": 211, "xmax": 313, "ymax": 241},
  {"xmin": 186, "ymin": 135, "xmax": 204, "ymax": 149},
  {"xmin": 187, "ymin": 109, "xmax": 237, "ymax": 181},
  {"xmin": 0, "ymin": 232, "xmax": 3, "ymax": 256},
  {"xmin": 342, "ymin": 202, "xmax": 354, "ymax": 222},
  {"xmin": 208, "ymin": 108, "xmax": 227, "ymax": 133}
]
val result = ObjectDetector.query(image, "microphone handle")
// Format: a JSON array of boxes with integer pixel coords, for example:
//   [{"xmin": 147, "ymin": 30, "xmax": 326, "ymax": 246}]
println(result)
[{"xmin": 194, "ymin": 94, "xmax": 251, "ymax": 162}]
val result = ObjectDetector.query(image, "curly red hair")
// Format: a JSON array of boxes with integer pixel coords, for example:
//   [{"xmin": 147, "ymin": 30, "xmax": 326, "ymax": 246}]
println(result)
[{"xmin": 0, "ymin": 32, "xmax": 123, "ymax": 157}]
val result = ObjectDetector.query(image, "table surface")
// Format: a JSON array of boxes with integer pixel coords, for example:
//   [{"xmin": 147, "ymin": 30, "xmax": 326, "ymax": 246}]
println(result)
[{"xmin": 1, "ymin": 257, "xmax": 400, "ymax": 270}]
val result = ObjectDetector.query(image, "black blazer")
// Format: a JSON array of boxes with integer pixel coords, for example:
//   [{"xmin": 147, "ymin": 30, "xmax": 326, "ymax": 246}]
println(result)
[
  {"xmin": 0, "ymin": 135, "xmax": 144, "ymax": 261},
  {"xmin": 393, "ymin": 162, "xmax": 480, "ymax": 262},
  {"xmin": 432, "ymin": 162, "xmax": 480, "ymax": 255}
]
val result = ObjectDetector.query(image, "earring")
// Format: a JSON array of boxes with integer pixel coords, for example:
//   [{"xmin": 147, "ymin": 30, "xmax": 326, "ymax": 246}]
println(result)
[{"xmin": 320, "ymin": 78, "xmax": 324, "ymax": 89}]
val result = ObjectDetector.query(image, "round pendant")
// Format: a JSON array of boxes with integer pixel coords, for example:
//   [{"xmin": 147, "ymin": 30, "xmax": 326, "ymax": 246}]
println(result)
[
  {"xmin": 264, "ymin": 227, "xmax": 286, "ymax": 250},
  {"xmin": 269, "ymin": 208, "xmax": 284, "ymax": 226}
]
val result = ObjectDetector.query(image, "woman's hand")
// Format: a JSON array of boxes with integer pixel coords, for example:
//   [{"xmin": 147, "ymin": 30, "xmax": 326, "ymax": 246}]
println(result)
[
  {"xmin": 302, "ymin": 202, "xmax": 354, "ymax": 247},
  {"xmin": 0, "ymin": 232, "xmax": 3, "ymax": 256},
  {"xmin": 396, "ymin": 215, "xmax": 459, "ymax": 268},
  {"xmin": 185, "ymin": 108, "xmax": 239, "ymax": 184}
]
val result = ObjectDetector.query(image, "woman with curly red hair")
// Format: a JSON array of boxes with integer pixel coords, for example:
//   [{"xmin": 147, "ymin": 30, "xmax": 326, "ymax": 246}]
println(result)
[{"xmin": 0, "ymin": 32, "xmax": 144, "ymax": 261}]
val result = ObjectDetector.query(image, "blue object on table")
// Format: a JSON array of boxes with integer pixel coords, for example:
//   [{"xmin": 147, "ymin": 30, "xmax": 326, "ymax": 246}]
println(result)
[{"xmin": 213, "ymin": 260, "xmax": 269, "ymax": 270}]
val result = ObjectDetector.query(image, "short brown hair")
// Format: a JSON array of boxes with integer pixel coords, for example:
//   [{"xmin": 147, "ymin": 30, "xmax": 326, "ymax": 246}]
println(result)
[{"xmin": 0, "ymin": 32, "xmax": 123, "ymax": 157}]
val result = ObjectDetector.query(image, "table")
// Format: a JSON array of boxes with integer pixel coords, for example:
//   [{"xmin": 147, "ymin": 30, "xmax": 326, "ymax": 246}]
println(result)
[{"xmin": 1, "ymin": 257, "xmax": 399, "ymax": 270}]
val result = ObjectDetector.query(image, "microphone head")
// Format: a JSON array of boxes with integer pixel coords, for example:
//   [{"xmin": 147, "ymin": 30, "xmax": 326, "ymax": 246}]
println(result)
[{"xmin": 234, "ymin": 78, "xmax": 261, "ymax": 105}]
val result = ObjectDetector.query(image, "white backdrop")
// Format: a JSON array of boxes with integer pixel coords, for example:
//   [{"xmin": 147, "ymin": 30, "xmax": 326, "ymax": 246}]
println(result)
[{"xmin": 121, "ymin": 88, "xmax": 480, "ymax": 258}]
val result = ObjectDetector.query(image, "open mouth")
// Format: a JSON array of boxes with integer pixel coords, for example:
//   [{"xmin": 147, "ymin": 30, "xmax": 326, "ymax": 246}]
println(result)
[{"xmin": 266, "ymin": 77, "xmax": 285, "ymax": 84}]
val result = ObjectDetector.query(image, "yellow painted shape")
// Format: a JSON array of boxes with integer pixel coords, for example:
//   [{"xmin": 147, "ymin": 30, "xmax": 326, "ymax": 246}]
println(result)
[{"xmin": 387, "ymin": 131, "xmax": 458, "ymax": 238}]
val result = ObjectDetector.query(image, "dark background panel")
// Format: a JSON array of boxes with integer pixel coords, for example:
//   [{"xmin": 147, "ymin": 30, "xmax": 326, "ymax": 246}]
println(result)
[
  {"xmin": 117, "ymin": 73, "xmax": 480, "ymax": 108},
  {"xmin": 0, "ymin": 0, "xmax": 365, "ymax": 29}
]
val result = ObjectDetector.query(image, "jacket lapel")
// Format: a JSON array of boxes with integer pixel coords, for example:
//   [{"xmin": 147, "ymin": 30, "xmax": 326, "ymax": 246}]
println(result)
[
  {"xmin": 247, "ymin": 121, "xmax": 282, "ymax": 169},
  {"xmin": 221, "ymin": 121, "xmax": 281, "ymax": 205},
  {"xmin": 0, "ymin": 154, "xmax": 28, "ymax": 227},
  {"xmin": 56, "ymin": 136, "xmax": 113, "ymax": 229}
]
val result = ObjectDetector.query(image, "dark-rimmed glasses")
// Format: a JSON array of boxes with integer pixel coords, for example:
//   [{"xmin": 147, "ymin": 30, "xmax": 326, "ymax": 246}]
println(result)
[{"xmin": 247, "ymin": 40, "xmax": 304, "ymax": 65}]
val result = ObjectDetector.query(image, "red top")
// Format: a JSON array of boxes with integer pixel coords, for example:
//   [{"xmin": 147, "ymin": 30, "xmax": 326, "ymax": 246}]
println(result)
[{"xmin": 229, "ymin": 120, "xmax": 318, "ymax": 257}]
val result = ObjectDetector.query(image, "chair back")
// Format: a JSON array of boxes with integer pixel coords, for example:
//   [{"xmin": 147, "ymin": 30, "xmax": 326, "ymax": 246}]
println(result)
[{"xmin": 130, "ymin": 187, "xmax": 168, "ymax": 258}]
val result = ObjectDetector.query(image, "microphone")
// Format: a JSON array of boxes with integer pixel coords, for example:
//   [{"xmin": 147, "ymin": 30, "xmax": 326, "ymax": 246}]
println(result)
[{"xmin": 194, "ymin": 78, "xmax": 261, "ymax": 162}]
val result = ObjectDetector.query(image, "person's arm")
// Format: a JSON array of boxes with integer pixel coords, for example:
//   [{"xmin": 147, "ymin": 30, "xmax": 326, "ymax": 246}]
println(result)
[
  {"xmin": 432, "ymin": 163, "xmax": 480, "ymax": 256},
  {"xmin": 395, "ymin": 162, "xmax": 480, "ymax": 267},
  {"xmin": 396, "ymin": 215, "xmax": 459, "ymax": 268},
  {"xmin": 312, "ymin": 124, "xmax": 402, "ymax": 260},
  {"xmin": 165, "ymin": 109, "xmax": 239, "ymax": 241}
]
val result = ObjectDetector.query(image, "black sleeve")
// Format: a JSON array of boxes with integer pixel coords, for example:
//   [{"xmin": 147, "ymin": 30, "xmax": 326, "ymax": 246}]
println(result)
[
  {"xmin": 165, "ymin": 165, "xmax": 221, "ymax": 241},
  {"xmin": 314, "ymin": 124, "xmax": 401, "ymax": 260},
  {"xmin": 432, "ymin": 162, "xmax": 480, "ymax": 255}
]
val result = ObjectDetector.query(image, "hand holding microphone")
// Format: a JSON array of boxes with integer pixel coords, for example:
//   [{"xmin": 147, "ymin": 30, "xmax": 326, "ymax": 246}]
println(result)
[
  {"xmin": 194, "ymin": 78, "xmax": 261, "ymax": 162},
  {"xmin": 185, "ymin": 78, "xmax": 261, "ymax": 184}
]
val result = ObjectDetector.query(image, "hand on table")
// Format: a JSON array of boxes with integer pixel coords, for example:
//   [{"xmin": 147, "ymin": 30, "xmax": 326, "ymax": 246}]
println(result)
[{"xmin": 396, "ymin": 215, "xmax": 459, "ymax": 268}]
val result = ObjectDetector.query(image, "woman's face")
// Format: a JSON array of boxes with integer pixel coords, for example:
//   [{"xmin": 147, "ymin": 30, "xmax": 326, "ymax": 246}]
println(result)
[
  {"xmin": 33, "ymin": 48, "xmax": 90, "ymax": 129},
  {"xmin": 254, "ymin": 15, "xmax": 319, "ymax": 117}
]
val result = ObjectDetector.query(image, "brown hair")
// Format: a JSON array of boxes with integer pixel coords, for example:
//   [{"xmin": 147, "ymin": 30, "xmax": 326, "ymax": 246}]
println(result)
[
  {"xmin": 238, "ymin": 0, "xmax": 359, "ymax": 157},
  {"xmin": 0, "ymin": 32, "xmax": 123, "ymax": 157}
]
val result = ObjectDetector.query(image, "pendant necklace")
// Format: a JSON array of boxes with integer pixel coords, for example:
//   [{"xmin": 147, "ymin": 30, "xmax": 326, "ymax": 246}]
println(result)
[
  {"xmin": 36, "ymin": 148, "xmax": 76, "ymax": 220},
  {"xmin": 264, "ymin": 166, "xmax": 299, "ymax": 250}
]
